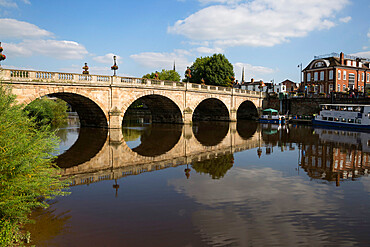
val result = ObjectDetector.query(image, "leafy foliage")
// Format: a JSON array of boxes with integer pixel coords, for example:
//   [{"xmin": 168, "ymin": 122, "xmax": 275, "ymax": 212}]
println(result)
[
  {"xmin": 24, "ymin": 97, "xmax": 68, "ymax": 127},
  {"xmin": 143, "ymin": 69, "xmax": 181, "ymax": 82},
  {"xmin": 185, "ymin": 54, "xmax": 234, "ymax": 87},
  {"xmin": 0, "ymin": 85, "xmax": 69, "ymax": 246},
  {"xmin": 192, "ymin": 154, "xmax": 234, "ymax": 179}
]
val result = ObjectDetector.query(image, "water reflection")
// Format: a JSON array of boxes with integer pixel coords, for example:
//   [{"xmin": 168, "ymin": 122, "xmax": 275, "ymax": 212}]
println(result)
[
  {"xmin": 300, "ymin": 128, "xmax": 370, "ymax": 186},
  {"xmin": 191, "ymin": 154, "xmax": 234, "ymax": 179},
  {"xmin": 126, "ymin": 123, "xmax": 182, "ymax": 157},
  {"xmin": 28, "ymin": 123, "xmax": 370, "ymax": 246},
  {"xmin": 192, "ymin": 121, "xmax": 229, "ymax": 146},
  {"xmin": 25, "ymin": 204, "xmax": 71, "ymax": 246},
  {"xmin": 55, "ymin": 128, "xmax": 108, "ymax": 168}
]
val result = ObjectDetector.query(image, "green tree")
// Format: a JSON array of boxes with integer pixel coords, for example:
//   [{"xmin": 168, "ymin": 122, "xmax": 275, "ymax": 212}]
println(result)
[
  {"xmin": 0, "ymin": 85, "xmax": 68, "ymax": 246},
  {"xmin": 142, "ymin": 69, "xmax": 181, "ymax": 82},
  {"xmin": 185, "ymin": 54, "xmax": 234, "ymax": 87},
  {"xmin": 24, "ymin": 97, "xmax": 68, "ymax": 127}
]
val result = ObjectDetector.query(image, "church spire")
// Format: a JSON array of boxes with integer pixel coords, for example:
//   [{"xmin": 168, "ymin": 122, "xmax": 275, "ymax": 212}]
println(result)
[
  {"xmin": 241, "ymin": 67, "xmax": 245, "ymax": 82},
  {"xmin": 173, "ymin": 61, "xmax": 176, "ymax": 71}
]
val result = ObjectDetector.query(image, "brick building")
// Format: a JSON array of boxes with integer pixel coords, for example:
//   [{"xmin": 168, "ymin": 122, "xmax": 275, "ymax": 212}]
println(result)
[{"xmin": 302, "ymin": 52, "xmax": 370, "ymax": 94}]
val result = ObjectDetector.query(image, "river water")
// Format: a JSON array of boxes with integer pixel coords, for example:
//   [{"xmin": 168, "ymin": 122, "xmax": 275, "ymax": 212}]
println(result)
[{"xmin": 26, "ymin": 119, "xmax": 370, "ymax": 246}]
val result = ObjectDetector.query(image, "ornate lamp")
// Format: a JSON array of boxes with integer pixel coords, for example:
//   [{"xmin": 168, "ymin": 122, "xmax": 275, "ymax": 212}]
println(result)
[
  {"xmin": 82, "ymin": 63, "xmax": 89, "ymax": 74},
  {"xmin": 111, "ymin": 55, "xmax": 118, "ymax": 76},
  {"xmin": 0, "ymin": 42, "xmax": 6, "ymax": 67},
  {"xmin": 185, "ymin": 67, "xmax": 191, "ymax": 82},
  {"xmin": 184, "ymin": 164, "xmax": 191, "ymax": 179}
]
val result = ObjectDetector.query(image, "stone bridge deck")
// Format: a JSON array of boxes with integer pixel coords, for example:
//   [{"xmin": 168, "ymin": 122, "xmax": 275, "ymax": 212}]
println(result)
[{"xmin": 1, "ymin": 68, "xmax": 267, "ymax": 128}]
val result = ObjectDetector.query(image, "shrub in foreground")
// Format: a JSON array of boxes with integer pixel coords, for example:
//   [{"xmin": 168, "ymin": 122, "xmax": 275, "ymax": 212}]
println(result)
[{"xmin": 0, "ymin": 85, "xmax": 69, "ymax": 246}]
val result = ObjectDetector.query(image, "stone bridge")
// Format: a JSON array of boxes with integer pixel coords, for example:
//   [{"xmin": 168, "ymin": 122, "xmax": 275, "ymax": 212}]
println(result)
[
  {"xmin": 0, "ymin": 68, "xmax": 267, "ymax": 128},
  {"xmin": 58, "ymin": 122, "xmax": 262, "ymax": 186}
]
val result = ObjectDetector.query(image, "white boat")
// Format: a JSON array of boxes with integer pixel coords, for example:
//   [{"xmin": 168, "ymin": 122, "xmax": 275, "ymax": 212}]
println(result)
[
  {"xmin": 313, "ymin": 104, "xmax": 370, "ymax": 130},
  {"xmin": 259, "ymin": 108, "xmax": 286, "ymax": 124}
]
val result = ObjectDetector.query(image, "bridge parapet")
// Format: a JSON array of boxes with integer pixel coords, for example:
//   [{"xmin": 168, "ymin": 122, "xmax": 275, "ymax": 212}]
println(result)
[{"xmin": 0, "ymin": 68, "xmax": 266, "ymax": 98}]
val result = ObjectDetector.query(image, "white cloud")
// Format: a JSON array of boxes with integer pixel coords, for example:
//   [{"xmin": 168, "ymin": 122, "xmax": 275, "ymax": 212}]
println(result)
[
  {"xmin": 339, "ymin": 16, "xmax": 351, "ymax": 23},
  {"xmin": 0, "ymin": 0, "xmax": 17, "ymax": 8},
  {"xmin": 93, "ymin": 53, "xmax": 122, "ymax": 64},
  {"xmin": 168, "ymin": 0, "xmax": 349, "ymax": 47},
  {"xmin": 234, "ymin": 62, "xmax": 275, "ymax": 81},
  {"xmin": 0, "ymin": 18, "xmax": 52, "ymax": 39},
  {"xmin": 130, "ymin": 51, "xmax": 192, "ymax": 74},
  {"xmin": 4, "ymin": 40, "xmax": 88, "ymax": 60},
  {"xmin": 368, "ymin": 30, "xmax": 370, "ymax": 39},
  {"xmin": 196, "ymin": 46, "xmax": 224, "ymax": 54},
  {"xmin": 351, "ymin": 51, "xmax": 370, "ymax": 59}
]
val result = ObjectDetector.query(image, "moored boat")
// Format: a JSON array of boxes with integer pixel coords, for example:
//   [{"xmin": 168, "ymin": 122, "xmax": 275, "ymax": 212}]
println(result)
[
  {"xmin": 313, "ymin": 104, "xmax": 370, "ymax": 130},
  {"xmin": 259, "ymin": 108, "xmax": 286, "ymax": 124}
]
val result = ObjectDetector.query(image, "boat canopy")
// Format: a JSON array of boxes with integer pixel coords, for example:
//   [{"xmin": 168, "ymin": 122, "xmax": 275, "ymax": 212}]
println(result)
[{"xmin": 262, "ymin": 108, "xmax": 279, "ymax": 113}]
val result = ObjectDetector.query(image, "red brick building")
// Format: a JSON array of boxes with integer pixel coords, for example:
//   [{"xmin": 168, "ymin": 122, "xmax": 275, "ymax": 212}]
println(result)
[{"xmin": 302, "ymin": 52, "xmax": 370, "ymax": 94}]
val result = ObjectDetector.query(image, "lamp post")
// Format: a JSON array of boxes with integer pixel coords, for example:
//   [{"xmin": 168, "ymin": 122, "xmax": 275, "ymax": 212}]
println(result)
[
  {"xmin": 0, "ymin": 42, "xmax": 6, "ymax": 68},
  {"xmin": 111, "ymin": 55, "xmax": 118, "ymax": 76}
]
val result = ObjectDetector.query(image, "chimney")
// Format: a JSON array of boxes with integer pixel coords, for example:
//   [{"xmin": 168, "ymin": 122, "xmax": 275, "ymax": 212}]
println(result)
[
  {"xmin": 251, "ymin": 78, "xmax": 254, "ymax": 83},
  {"xmin": 340, "ymin": 52, "xmax": 344, "ymax": 66}
]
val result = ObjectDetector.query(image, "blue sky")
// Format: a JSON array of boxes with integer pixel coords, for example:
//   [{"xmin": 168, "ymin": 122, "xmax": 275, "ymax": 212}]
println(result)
[{"xmin": 0, "ymin": 0, "xmax": 369, "ymax": 83}]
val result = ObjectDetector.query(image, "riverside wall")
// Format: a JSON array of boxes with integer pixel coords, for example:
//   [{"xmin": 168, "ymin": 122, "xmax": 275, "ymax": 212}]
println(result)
[{"xmin": 266, "ymin": 97, "xmax": 370, "ymax": 116}]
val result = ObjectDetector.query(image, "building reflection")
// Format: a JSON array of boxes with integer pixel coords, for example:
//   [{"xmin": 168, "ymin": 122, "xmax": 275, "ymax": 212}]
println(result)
[{"xmin": 299, "ymin": 128, "xmax": 370, "ymax": 186}]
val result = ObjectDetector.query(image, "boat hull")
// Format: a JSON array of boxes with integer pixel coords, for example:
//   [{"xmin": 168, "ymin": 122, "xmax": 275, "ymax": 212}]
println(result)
[
  {"xmin": 259, "ymin": 118, "xmax": 283, "ymax": 124},
  {"xmin": 312, "ymin": 118, "xmax": 370, "ymax": 130}
]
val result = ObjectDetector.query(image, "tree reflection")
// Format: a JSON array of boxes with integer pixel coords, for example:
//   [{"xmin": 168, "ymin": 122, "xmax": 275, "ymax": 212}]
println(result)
[
  {"xmin": 192, "ymin": 154, "xmax": 234, "ymax": 179},
  {"xmin": 25, "ymin": 203, "xmax": 71, "ymax": 245}
]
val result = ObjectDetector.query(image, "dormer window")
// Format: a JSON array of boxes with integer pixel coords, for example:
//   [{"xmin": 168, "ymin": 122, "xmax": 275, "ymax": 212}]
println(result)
[{"xmin": 314, "ymin": 61, "xmax": 325, "ymax": 68}]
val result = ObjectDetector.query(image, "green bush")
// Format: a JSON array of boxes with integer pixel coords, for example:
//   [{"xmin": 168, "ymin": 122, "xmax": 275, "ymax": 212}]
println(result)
[
  {"xmin": 24, "ymin": 97, "xmax": 68, "ymax": 127},
  {"xmin": 0, "ymin": 85, "xmax": 69, "ymax": 246}
]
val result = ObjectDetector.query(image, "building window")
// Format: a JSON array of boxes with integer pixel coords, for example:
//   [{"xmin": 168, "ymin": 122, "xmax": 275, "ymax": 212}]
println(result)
[
  {"xmin": 343, "ymin": 71, "xmax": 347, "ymax": 80},
  {"xmin": 362, "ymin": 73, "xmax": 364, "ymax": 82},
  {"xmin": 314, "ymin": 72, "xmax": 318, "ymax": 81},
  {"xmin": 320, "ymin": 85, "xmax": 324, "ymax": 93},
  {"xmin": 349, "ymin": 73, "xmax": 355, "ymax": 88},
  {"xmin": 367, "ymin": 73, "xmax": 369, "ymax": 82},
  {"xmin": 329, "ymin": 84, "xmax": 333, "ymax": 92},
  {"xmin": 347, "ymin": 60, "xmax": 351, "ymax": 66},
  {"xmin": 320, "ymin": 71, "xmax": 324, "ymax": 81},
  {"xmin": 307, "ymin": 73, "xmax": 311, "ymax": 82},
  {"xmin": 338, "ymin": 70, "xmax": 341, "ymax": 80},
  {"xmin": 343, "ymin": 84, "xmax": 346, "ymax": 91},
  {"xmin": 329, "ymin": 70, "xmax": 333, "ymax": 80},
  {"xmin": 337, "ymin": 84, "xmax": 341, "ymax": 92}
]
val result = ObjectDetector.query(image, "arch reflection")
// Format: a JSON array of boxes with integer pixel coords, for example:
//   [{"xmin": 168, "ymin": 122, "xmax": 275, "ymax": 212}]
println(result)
[
  {"xmin": 192, "ymin": 121, "xmax": 230, "ymax": 146},
  {"xmin": 55, "ymin": 127, "xmax": 108, "ymax": 168},
  {"xmin": 129, "ymin": 123, "xmax": 183, "ymax": 157},
  {"xmin": 236, "ymin": 120, "xmax": 258, "ymax": 140}
]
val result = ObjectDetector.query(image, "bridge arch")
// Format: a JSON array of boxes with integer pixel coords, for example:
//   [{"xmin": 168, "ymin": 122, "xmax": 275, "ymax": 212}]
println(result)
[
  {"xmin": 236, "ymin": 100, "xmax": 259, "ymax": 120},
  {"xmin": 24, "ymin": 89, "xmax": 109, "ymax": 128},
  {"xmin": 192, "ymin": 97, "xmax": 230, "ymax": 122},
  {"xmin": 121, "ymin": 92, "xmax": 184, "ymax": 124}
]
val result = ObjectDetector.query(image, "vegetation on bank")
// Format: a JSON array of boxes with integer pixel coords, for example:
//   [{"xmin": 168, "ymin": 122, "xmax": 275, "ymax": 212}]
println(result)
[
  {"xmin": 24, "ymin": 97, "xmax": 68, "ymax": 127},
  {"xmin": 143, "ymin": 69, "xmax": 181, "ymax": 82},
  {"xmin": 185, "ymin": 54, "xmax": 235, "ymax": 87},
  {"xmin": 0, "ymin": 85, "xmax": 69, "ymax": 246}
]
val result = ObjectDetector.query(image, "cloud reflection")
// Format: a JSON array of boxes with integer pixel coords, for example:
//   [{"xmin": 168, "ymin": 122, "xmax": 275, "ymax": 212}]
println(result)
[{"xmin": 169, "ymin": 167, "xmax": 354, "ymax": 246}]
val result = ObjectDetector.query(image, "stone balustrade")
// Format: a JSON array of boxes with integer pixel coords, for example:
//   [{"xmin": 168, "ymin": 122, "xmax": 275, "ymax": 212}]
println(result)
[{"xmin": 0, "ymin": 68, "xmax": 266, "ymax": 98}]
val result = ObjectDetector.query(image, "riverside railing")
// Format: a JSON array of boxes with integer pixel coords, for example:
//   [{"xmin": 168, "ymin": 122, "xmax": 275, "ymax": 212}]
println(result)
[{"xmin": 0, "ymin": 68, "xmax": 266, "ymax": 98}]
